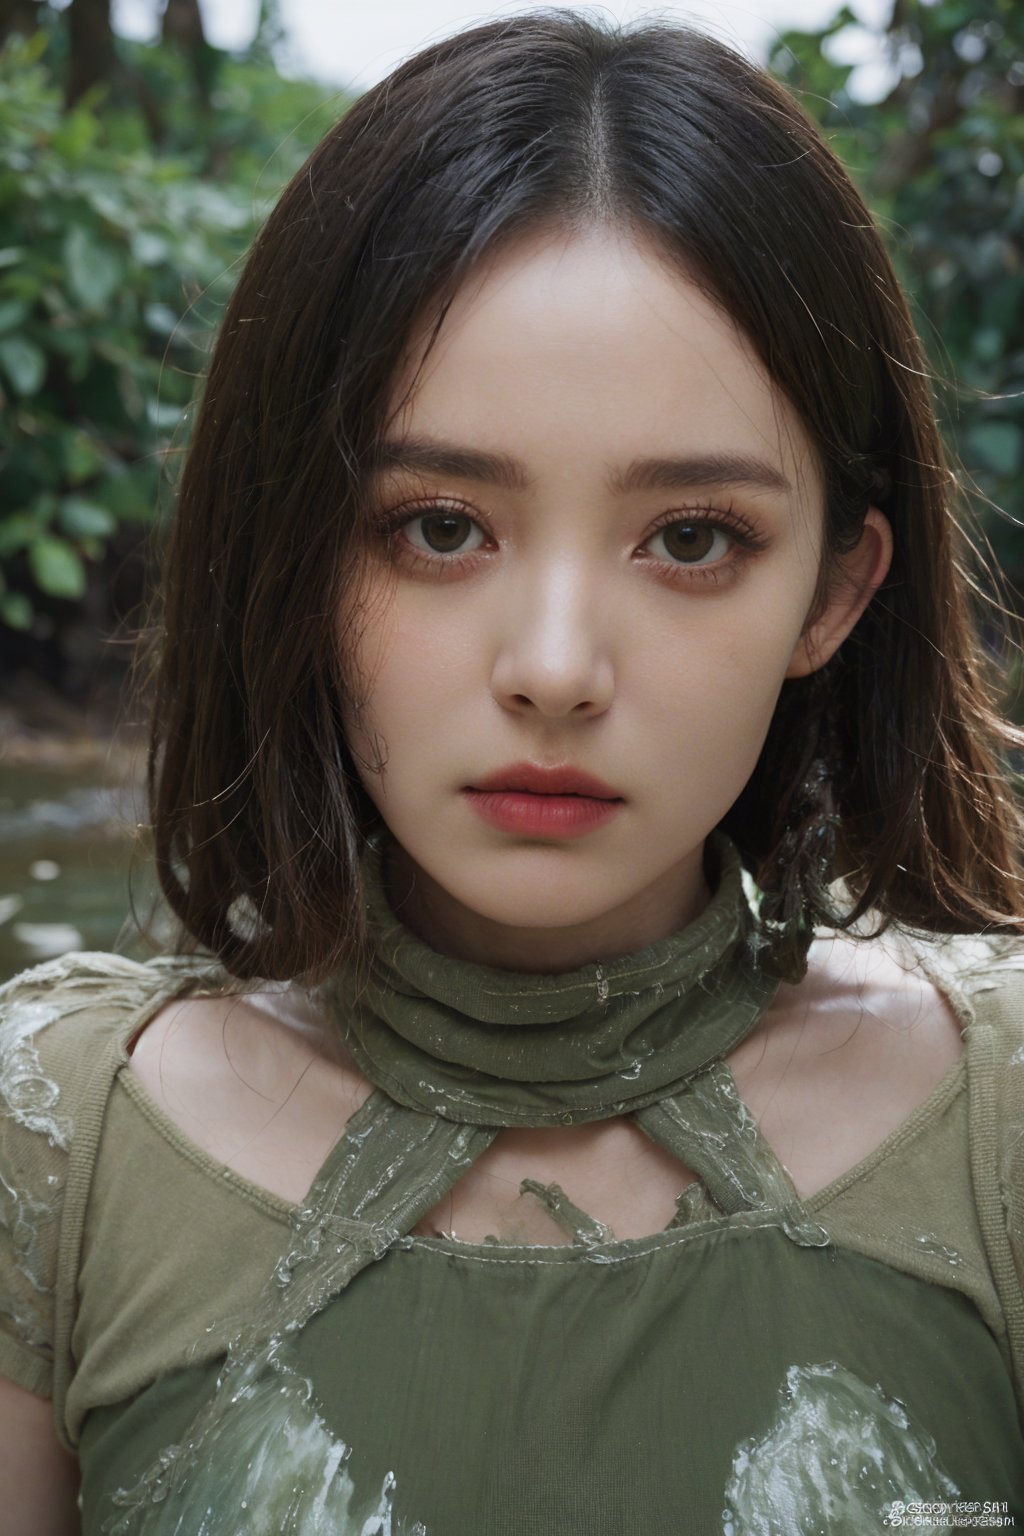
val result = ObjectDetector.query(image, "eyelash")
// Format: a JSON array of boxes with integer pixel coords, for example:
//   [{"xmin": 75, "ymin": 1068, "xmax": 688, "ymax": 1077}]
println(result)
[{"xmin": 373, "ymin": 498, "xmax": 769, "ymax": 587}]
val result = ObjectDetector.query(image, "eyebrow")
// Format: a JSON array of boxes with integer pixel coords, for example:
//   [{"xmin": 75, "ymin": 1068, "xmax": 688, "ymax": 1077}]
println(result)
[{"xmin": 373, "ymin": 436, "xmax": 791, "ymax": 495}]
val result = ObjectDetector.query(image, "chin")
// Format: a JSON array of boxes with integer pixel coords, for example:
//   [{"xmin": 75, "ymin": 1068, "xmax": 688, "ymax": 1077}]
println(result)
[
  {"xmin": 480, "ymin": 899, "xmax": 601, "ymax": 933},
  {"xmin": 445, "ymin": 872, "xmax": 625, "ymax": 935}
]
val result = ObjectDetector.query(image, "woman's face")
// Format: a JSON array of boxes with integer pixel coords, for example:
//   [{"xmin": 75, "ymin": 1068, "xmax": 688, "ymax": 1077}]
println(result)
[{"xmin": 344, "ymin": 225, "xmax": 888, "ymax": 970}]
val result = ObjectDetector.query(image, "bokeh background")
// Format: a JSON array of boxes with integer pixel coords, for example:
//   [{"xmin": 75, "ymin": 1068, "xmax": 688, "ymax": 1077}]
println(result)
[{"xmin": 0, "ymin": 0, "xmax": 1020, "ymax": 981}]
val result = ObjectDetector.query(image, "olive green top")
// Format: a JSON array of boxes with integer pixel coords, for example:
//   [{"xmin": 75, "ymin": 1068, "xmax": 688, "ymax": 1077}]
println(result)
[{"xmin": 2, "ymin": 848, "xmax": 1024, "ymax": 1533}]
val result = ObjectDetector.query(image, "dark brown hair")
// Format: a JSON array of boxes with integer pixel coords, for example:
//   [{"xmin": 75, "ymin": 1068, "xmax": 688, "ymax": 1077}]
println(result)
[{"xmin": 148, "ymin": 8, "xmax": 1024, "ymax": 981}]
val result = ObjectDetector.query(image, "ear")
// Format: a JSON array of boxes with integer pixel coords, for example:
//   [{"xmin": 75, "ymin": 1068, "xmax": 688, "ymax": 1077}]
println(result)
[{"xmin": 786, "ymin": 508, "xmax": 893, "ymax": 679}]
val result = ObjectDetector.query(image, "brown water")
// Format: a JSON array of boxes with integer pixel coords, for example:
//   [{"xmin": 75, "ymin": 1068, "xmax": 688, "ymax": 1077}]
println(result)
[{"xmin": 0, "ymin": 758, "xmax": 161, "ymax": 984}]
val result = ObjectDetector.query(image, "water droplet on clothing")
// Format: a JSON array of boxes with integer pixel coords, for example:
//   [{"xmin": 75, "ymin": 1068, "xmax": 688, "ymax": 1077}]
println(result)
[
  {"xmin": 914, "ymin": 1233, "xmax": 962, "ymax": 1266},
  {"xmin": 779, "ymin": 1210, "xmax": 831, "ymax": 1249}
]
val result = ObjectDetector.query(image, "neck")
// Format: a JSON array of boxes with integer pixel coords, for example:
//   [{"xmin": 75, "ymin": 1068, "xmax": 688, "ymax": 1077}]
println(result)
[
  {"xmin": 328, "ymin": 829, "xmax": 781, "ymax": 1128},
  {"xmin": 384, "ymin": 841, "xmax": 712, "ymax": 972}
]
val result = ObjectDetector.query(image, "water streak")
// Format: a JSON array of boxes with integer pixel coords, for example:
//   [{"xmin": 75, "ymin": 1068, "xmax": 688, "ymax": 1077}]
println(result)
[
  {"xmin": 105, "ymin": 1356, "xmax": 428, "ymax": 1536},
  {"xmin": 519, "ymin": 1178, "xmax": 614, "ymax": 1247},
  {"xmin": 722, "ymin": 1360, "xmax": 959, "ymax": 1536},
  {"xmin": 105, "ymin": 1095, "xmax": 493, "ymax": 1532},
  {"xmin": 0, "ymin": 985, "xmax": 70, "ymax": 1149},
  {"xmin": 636, "ymin": 1062, "xmax": 830, "ymax": 1248},
  {"xmin": 913, "ymin": 1234, "xmax": 962, "ymax": 1268}
]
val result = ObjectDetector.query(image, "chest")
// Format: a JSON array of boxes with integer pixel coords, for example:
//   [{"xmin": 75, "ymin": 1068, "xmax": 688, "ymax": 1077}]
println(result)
[
  {"xmin": 409, "ymin": 961, "xmax": 964, "ymax": 1242},
  {"xmin": 128, "ymin": 932, "xmax": 965, "ymax": 1243}
]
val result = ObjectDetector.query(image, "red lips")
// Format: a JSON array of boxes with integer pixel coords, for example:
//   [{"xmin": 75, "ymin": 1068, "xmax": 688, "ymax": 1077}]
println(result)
[
  {"xmin": 469, "ymin": 763, "xmax": 621, "ymax": 798},
  {"xmin": 463, "ymin": 763, "xmax": 623, "ymax": 838}
]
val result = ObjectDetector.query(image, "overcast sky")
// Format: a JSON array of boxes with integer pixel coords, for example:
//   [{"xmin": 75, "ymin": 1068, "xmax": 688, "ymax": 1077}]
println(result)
[{"xmin": 108, "ymin": 0, "xmax": 896, "ymax": 94}]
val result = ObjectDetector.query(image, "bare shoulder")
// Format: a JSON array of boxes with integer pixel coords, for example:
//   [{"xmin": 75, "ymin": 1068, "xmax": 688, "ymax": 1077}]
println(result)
[
  {"xmin": 729, "ymin": 925, "xmax": 965, "ymax": 1199},
  {"xmin": 127, "ymin": 985, "xmax": 374, "ymax": 1205}
]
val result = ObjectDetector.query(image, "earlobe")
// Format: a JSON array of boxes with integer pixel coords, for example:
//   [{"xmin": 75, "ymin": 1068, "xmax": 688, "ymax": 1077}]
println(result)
[{"xmin": 786, "ymin": 507, "xmax": 894, "ymax": 679}]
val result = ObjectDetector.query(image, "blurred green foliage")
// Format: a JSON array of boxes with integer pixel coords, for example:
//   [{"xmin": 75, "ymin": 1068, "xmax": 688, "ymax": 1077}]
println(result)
[
  {"xmin": 0, "ymin": 10, "xmax": 344, "ymax": 663},
  {"xmin": 770, "ymin": 0, "xmax": 1024, "ymax": 583}
]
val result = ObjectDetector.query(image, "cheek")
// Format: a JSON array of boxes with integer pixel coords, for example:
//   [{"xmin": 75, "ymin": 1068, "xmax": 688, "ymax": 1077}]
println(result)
[
  {"xmin": 645, "ymin": 595, "xmax": 806, "ymax": 759},
  {"xmin": 338, "ymin": 580, "xmax": 398, "ymax": 773},
  {"xmin": 723, "ymin": 562, "xmax": 818, "ymax": 684},
  {"xmin": 341, "ymin": 590, "xmax": 472, "ymax": 767}
]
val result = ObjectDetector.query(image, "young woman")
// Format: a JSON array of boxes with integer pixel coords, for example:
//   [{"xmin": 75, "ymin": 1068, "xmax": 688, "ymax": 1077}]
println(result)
[{"xmin": 3, "ymin": 11, "xmax": 1024, "ymax": 1533}]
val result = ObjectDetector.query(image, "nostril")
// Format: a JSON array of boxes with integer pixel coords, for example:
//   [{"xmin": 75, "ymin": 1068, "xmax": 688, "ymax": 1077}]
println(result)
[
  {"xmin": 506, "ymin": 693, "xmax": 600, "ymax": 714},
  {"xmin": 492, "ymin": 649, "xmax": 615, "ymax": 718}
]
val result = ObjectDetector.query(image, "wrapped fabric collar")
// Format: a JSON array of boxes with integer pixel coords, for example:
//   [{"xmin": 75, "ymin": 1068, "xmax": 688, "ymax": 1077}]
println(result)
[{"xmin": 324, "ymin": 832, "xmax": 786, "ymax": 1128}]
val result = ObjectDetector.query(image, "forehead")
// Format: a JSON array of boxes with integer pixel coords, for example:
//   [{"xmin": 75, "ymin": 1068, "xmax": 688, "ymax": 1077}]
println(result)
[{"xmin": 385, "ymin": 224, "xmax": 823, "ymax": 507}]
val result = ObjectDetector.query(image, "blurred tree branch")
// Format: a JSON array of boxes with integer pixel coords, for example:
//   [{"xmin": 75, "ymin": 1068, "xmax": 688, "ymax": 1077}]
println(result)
[
  {"xmin": 0, "ymin": 0, "xmax": 46, "ymax": 45},
  {"xmin": 160, "ymin": 0, "xmax": 218, "ymax": 122},
  {"xmin": 66, "ymin": 0, "xmax": 115, "ymax": 108}
]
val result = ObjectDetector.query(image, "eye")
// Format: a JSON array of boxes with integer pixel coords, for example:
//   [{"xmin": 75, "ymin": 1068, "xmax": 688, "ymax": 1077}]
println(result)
[
  {"xmin": 645, "ymin": 521, "xmax": 731, "ymax": 566},
  {"xmin": 401, "ymin": 509, "xmax": 486, "ymax": 555}
]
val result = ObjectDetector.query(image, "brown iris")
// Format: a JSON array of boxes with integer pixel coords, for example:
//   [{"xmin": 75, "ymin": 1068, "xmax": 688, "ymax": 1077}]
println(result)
[
  {"xmin": 660, "ymin": 522, "xmax": 716, "ymax": 563},
  {"xmin": 419, "ymin": 512, "xmax": 475, "ymax": 552}
]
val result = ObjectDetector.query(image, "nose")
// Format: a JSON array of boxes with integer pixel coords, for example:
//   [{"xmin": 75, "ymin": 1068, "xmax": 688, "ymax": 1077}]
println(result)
[{"xmin": 489, "ymin": 561, "xmax": 615, "ymax": 718}]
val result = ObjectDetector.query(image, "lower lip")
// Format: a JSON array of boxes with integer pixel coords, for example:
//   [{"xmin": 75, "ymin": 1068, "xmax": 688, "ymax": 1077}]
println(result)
[{"xmin": 463, "ymin": 790, "xmax": 622, "ymax": 838}]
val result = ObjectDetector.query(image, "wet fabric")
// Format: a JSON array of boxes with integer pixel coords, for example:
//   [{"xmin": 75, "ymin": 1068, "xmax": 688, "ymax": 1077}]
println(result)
[
  {"xmin": 2, "ymin": 862, "xmax": 1024, "ymax": 1530},
  {"xmin": 80, "ymin": 1227, "xmax": 1024, "ymax": 1534},
  {"xmin": 331, "ymin": 831, "xmax": 781, "ymax": 1125}
]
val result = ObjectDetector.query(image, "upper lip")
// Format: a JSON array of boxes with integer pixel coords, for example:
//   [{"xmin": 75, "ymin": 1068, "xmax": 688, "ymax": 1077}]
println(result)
[{"xmin": 467, "ymin": 763, "xmax": 623, "ymax": 799}]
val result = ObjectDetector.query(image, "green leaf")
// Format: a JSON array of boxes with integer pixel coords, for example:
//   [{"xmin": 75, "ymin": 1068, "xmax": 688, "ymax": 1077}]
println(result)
[
  {"xmin": 65, "ymin": 432, "xmax": 105, "ymax": 485},
  {"xmin": 51, "ymin": 108, "xmax": 99, "ymax": 162},
  {"xmin": 0, "ymin": 513, "xmax": 40, "ymax": 558},
  {"xmin": 131, "ymin": 230, "xmax": 170, "ymax": 266},
  {"xmin": 967, "ymin": 421, "xmax": 1022, "ymax": 476},
  {"xmin": 64, "ymin": 225, "xmax": 123, "ymax": 312},
  {"xmin": 18, "ymin": 28, "xmax": 49, "ymax": 65},
  {"xmin": 85, "ymin": 190, "xmax": 128, "ymax": 225},
  {"xmin": 0, "ymin": 591, "xmax": 32, "ymax": 630},
  {"xmin": 59, "ymin": 496, "xmax": 115, "ymax": 538},
  {"xmin": 27, "ymin": 537, "xmax": 87, "ymax": 599},
  {"xmin": 146, "ymin": 397, "xmax": 185, "ymax": 428},
  {"xmin": 144, "ymin": 302, "xmax": 182, "ymax": 336},
  {"xmin": 48, "ymin": 328, "xmax": 92, "ymax": 383},
  {"xmin": 0, "ymin": 250, "xmax": 24, "ymax": 270},
  {"xmin": 0, "ymin": 299, "xmax": 29, "ymax": 334},
  {"xmin": 97, "ymin": 465, "xmax": 157, "ymax": 522},
  {"xmin": 0, "ymin": 335, "xmax": 46, "ymax": 394},
  {"xmin": 0, "ymin": 271, "xmax": 41, "ymax": 302},
  {"xmin": 972, "ymin": 327, "xmax": 1005, "ymax": 364}
]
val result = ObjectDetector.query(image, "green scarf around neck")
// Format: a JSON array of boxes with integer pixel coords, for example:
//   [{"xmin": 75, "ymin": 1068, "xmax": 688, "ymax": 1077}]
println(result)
[{"xmin": 325, "ymin": 832, "xmax": 785, "ymax": 1129}]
